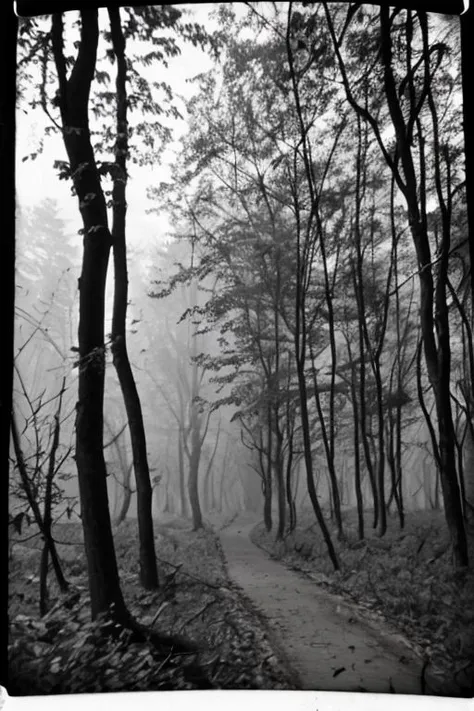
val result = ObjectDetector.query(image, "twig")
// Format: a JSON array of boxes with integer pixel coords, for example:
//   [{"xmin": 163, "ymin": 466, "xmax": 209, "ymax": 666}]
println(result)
[
  {"xmin": 150, "ymin": 601, "xmax": 170, "ymax": 627},
  {"xmin": 155, "ymin": 554, "xmax": 222, "ymax": 591},
  {"xmin": 389, "ymin": 238, "xmax": 469, "ymax": 296},
  {"xmin": 176, "ymin": 599, "xmax": 218, "ymax": 634}
]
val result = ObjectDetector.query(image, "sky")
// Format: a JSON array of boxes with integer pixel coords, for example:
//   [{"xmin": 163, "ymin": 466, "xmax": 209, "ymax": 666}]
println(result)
[{"xmin": 15, "ymin": 3, "xmax": 219, "ymax": 250}]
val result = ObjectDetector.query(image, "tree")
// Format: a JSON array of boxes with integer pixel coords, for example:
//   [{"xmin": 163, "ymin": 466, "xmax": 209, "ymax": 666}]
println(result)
[
  {"xmin": 48, "ymin": 8, "xmax": 131, "ymax": 620},
  {"xmin": 155, "ymin": 11, "xmax": 340, "ymax": 565},
  {"xmin": 148, "ymin": 264, "xmax": 218, "ymax": 530},
  {"xmin": 17, "ymin": 1, "xmax": 216, "ymax": 606},
  {"xmin": 10, "ymin": 373, "xmax": 71, "ymax": 616},
  {"xmin": 107, "ymin": 6, "xmax": 157, "ymax": 590},
  {"xmin": 324, "ymin": 2, "xmax": 468, "ymax": 567}
]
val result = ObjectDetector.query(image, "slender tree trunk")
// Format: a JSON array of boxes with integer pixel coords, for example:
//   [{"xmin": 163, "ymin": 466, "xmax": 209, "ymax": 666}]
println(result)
[
  {"xmin": 188, "ymin": 408, "xmax": 204, "ymax": 531},
  {"xmin": 275, "ymin": 456, "xmax": 286, "ymax": 540},
  {"xmin": 351, "ymin": 119, "xmax": 379, "ymax": 528},
  {"xmin": 218, "ymin": 438, "xmax": 229, "ymax": 514},
  {"xmin": 317, "ymin": 219, "xmax": 344, "ymax": 539},
  {"xmin": 178, "ymin": 425, "xmax": 189, "ymax": 518},
  {"xmin": 296, "ymin": 364, "xmax": 339, "ymax": 570},
  {"xmin": 373, "ymin": 367, "xmax": 387, "ymax": 536},
  {"xmin": 114, "ymin": 465, "xmax": 133, "ymax": 526},
  {"xmin": 294, "ymin": 282, "xmax": 339, "ymax": 568},
  {"xmin": 108, "ymin": 7, "xmax": 158, "ymax": 590},
  {"xmin": 390, "ymin": 236, "xmax": 405, "ymax": 529},
  {"xmin": 104, "ymin": 419, "xmax": 133, "ymax": 523},
  {"xmin": 309, "ymin": 347, "xmax": 343, "ymax": 539},
  {"xmin": 202, "ymin": 419, "xmax": 221, "ymax": 513},
  {"xmin": 39, "ymin": 546, "xmax": 50, "ymax": 617},
  {"xmin": 285, "ymin": 434, "xmax": 297, "ymax": 534},
  {"xmin": 40, "ymin": 376, "xmax": 68, "ymax": 614},
  {"xmin": 346, "ymin": 337, "xmax": 365, "ymax": 540},
  {"xmin": 265, "ymin": 411, "xmax": 273, "ymax": 532}
]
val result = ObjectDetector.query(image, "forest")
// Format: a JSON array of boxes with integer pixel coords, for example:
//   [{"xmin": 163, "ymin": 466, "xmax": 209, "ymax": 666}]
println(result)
[{"xmin": 7, "ymin": 0, "xmax": 474, "ymax": 699}]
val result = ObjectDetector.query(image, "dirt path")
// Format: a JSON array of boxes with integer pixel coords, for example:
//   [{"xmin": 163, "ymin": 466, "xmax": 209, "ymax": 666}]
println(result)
[{"xmin": 218, "ymin": 516, "xmax": 426, "ymax": 694}]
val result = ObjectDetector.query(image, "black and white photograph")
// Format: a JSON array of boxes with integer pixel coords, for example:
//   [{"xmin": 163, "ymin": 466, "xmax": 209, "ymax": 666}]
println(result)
[{"xmin": 3, "ymin": 0, "xmax": 474, "ymax": 705}]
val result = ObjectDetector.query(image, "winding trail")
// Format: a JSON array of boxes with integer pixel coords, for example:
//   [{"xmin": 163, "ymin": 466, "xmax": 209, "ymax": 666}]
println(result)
[{"xmin": 218, "ymin": 516, "xmax": 426, "ymax": 694}]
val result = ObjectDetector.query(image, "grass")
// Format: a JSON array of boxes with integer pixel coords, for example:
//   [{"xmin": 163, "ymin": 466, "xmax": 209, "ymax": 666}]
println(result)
[
  {"xmin": 250, "ymin": 507, "xmax": 474, "ymax": 697},
  {"xmin": 8, "ymin": 516, "xmax": 295, "ymax": 695}
]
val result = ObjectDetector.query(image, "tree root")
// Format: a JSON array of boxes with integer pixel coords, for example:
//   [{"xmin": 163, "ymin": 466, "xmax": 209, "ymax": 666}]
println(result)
[{"xmin": 102, "ymin": 608, "xmax": 213, "ymax": 688}]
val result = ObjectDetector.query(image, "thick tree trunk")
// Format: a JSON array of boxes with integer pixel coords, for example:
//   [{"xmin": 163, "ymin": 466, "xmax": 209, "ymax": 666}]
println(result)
[{"xmin": 51, "ymin": 10, "xmax": 129, "ymax": 621}]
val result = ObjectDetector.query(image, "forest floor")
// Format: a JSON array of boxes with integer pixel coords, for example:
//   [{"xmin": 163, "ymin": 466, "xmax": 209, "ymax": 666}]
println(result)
[
  {"xmin": 250, "ymin": 508, "xmax": 474, "ymax": 697},
  {"xmin": 7, "ymin": 514, "xmax": 295, "ymax": 695},
  {"xmin": 8, "ymin": 509, "xmax": 474, "ymax": 697}
]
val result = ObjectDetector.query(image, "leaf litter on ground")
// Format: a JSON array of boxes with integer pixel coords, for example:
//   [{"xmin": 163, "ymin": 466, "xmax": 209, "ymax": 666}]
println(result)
[{"xmin": 8, "ymin": 515, "xmax": 296, "ymax": 695}]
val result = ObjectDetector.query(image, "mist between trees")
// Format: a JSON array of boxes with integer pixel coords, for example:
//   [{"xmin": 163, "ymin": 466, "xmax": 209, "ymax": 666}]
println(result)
[{"xmin": 10, "ymin": 0, "xmax": 473, "ymax": 661}]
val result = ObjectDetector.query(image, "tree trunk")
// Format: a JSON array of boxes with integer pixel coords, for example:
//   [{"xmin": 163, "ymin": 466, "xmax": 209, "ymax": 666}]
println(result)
[
  {"xmin": 463, "ymin": 417, "xmax": 474, "ymax": 560},
  {"xmin": 460, "ymin": 6, "xmax": 474, "ymax": 315},
  {"xmin": 285, "ymin": 438, "xmax": 297, "ymax": 534},
  {"xmin": 264, "ymin": 415, "xmax": 273, "ymax": 532},
  {"xmin": 351, "ymin": 122, "xmax": 379, "ymax": 529},
  {"xmin": 202, "ymin": 419, "xmax": 221, "ymax": 513},
  {"xmin": 51, "ymin": 10, "xmax": 129, "ymax": 621},
  {"xmin": 188, "ymin": 409, "xmax": 203, "ymax": 531},
  {"xmin": 39, "ymin": 545, "xmax": 50, "ymax": 617},
  {"xmin": 373, "ymin": 367, "xmax": 387, "ymax": 536},
  {"xmin": 178, "ymin": 426, "xmax": 189, "ymax": 518},
  {"xmin": 108, "ymin": 7, "xmax": 158, "ymax": 590},
  {"xmin": 275, "ymin": 457, "xmax": 286, "ymax": 540},
  {"xmin": 347, "ymin": 338, "xmax": 365, "ymax": 540},
  {"xmin": 374, "ymin": 7, "xmax": 468, "ymax": 566},
  {"xmin": 114, "ymin": 467, "xmax": 133, "ymax": 526},
  {"xmin": 297, "ymin": 364, "xmax": 339, "ymax": 570},
  {"xmin": 104, "ymin": 420, "xmax": 133, "ymax": 524},
  {"xmin": 309, "ymin": 343, "xmax": 343, "ymax": 539}
]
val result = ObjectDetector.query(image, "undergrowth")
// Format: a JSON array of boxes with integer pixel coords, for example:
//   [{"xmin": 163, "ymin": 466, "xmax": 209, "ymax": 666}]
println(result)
[{"xmin": 8, "ymin": 517, "xmax": 295, "ymax": 695}]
